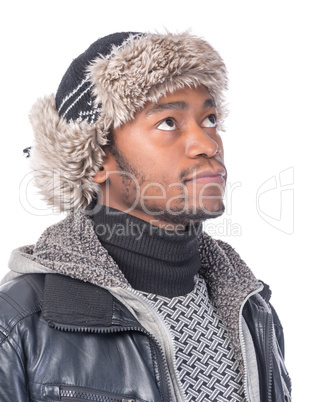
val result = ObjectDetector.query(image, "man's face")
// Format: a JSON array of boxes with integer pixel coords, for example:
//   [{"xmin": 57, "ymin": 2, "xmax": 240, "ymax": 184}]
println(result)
[{"xmin": 96, "ymin": 85, "xmax": 227, "ymax": 228}]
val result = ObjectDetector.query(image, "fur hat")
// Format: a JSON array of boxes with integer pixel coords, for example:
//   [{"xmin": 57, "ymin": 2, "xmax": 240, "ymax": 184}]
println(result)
[{"xmin": 29, "ymin": 31, "xmax": 228, "ymax": 212}]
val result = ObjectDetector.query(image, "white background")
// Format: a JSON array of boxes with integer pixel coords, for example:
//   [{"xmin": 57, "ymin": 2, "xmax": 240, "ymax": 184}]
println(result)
[{"xmin": 1, "ymin": 0, "xmax": 311, "ymax": 399}]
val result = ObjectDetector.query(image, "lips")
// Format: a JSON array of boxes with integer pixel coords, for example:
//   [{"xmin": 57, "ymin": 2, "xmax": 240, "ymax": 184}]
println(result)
[{"xmin": 185, "ymin": 168, "xmax": 226, "ymax": 184}]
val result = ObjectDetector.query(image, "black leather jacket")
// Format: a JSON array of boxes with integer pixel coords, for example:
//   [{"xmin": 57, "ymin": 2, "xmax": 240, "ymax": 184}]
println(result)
[{"xmin": 0, "ymin": 272, "xmax": 291, "ymax": 402}]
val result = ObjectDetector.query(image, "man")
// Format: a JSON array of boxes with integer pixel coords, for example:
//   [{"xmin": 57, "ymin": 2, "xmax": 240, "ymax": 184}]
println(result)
[{"xmin": 0, "ymin": 32, "xmax": 291, "ymax": 401}]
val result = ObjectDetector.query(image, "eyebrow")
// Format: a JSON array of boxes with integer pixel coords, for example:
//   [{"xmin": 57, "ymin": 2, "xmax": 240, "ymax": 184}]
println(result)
[
  {"xmin": 145, "ymin": 101, "xmax": 188, "ymax": 116},
  {"xmin": 204, "ymin": 98, "xmax": 216, "ymax": 109},
  {"xmin": 144, "ymin": 98, "xmax": 216, "ymax": 116}
]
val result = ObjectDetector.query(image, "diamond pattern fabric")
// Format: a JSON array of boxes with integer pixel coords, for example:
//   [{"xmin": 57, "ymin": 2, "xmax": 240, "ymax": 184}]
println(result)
[{"xmin": 143, "ymin": 276, "xmax": 245, "ymax": 401}]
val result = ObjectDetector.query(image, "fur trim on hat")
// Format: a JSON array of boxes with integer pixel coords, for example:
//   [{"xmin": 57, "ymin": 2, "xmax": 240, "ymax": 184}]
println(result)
[
  {"xmin": 88, "ymin": 32, "xmax": 228, "ymax": 128},
  {"xmin": 29, "ymin": 32, "xmax": 228, "ymax": 212},
  {"xmin": 29, "ymin": 94, "xmax": 107, "ymax": 211}
]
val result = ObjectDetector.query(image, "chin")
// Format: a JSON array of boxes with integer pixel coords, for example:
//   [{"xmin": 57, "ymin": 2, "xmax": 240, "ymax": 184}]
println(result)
[
  {"xmin": 197, "ymin": 201, "xmax": 225, "ymax": 219},
  {"xmin": 160, "ymin": 203, "xmax": 225, "ymax": 225}
]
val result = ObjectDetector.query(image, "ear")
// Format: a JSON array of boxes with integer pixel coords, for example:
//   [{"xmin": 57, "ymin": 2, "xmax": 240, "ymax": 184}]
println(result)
[
  {"xmin": 92, "ymin": 149, "xmax": 116, "ymax": 184},
  {"xmin": 92, "ymin": 165, "xmax": 108, "ymax": 184}
]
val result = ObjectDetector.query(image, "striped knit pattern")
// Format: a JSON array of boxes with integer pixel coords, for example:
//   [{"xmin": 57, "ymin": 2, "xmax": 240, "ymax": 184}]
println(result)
[
  {"xmin": 56, "ymin": 33, "xmax": 142, "ymax": 123},
  {"xmin": 143, "ymin": 276, "xmax": 246, "ymax": 402}
]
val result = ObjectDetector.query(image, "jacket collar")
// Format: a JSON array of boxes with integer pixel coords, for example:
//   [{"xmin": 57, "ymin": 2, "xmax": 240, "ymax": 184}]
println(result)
[
  {"xmin": 42, "ymin": 273, "xmax": 140, "ymax": 330},
  {"xmin": 14, "ymin": 210, "xmax": 262, "ymax": 366}
]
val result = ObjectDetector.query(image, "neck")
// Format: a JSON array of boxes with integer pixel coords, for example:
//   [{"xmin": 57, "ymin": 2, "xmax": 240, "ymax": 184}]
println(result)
[{"xmin": 92, "ymin": 205, "xmax": 202, "ymax": 297}]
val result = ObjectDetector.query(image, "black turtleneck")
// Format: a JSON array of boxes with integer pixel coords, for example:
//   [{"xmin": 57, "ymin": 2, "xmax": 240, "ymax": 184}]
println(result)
[{"xmin": 92, "ymin": 206, "xmax": 202, "ymax": 297}]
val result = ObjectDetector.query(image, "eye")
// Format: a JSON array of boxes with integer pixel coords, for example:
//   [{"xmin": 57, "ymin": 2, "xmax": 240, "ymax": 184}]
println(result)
[
  {"xmin": 157, "ymin": 118, "xmax": 177, "ymax": 131},
  {"xmin": 202, "ymin": 114, "xmax": 217, "ymax": 128}
]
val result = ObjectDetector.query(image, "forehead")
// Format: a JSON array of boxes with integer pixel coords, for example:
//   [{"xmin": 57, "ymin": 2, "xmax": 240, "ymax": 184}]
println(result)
[
  {"xmin": 117, "ymin": 85, "xmax": 216, "ymax": 130},
  {"xmin": 149, "ymin": 84, "xmax": 214, "ymax": 107},
  {"xmin": 136, "ymin": 85, "xmax": 216, "ymax": 121}
]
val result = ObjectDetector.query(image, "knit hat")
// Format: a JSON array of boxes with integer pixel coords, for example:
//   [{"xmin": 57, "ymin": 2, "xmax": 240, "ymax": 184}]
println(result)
[{"xmin": 29, "ymin": 31, "xmax": 228, "ymax": 213}]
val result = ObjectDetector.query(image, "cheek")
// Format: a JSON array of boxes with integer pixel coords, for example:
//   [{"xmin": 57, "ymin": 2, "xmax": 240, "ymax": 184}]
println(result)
[
  {"xmin": 114, "ymin": 131, "xmax": 183, "ymax": 182},
  {"xmin": 137, "ymin": 146, "xmax": 180, "ymax": 176}
]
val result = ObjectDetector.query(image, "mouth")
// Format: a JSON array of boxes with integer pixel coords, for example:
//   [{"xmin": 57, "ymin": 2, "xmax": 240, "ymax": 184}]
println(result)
[{"xmin": 184, "ymin": 168, "xmax": 226, "ymax": 184}]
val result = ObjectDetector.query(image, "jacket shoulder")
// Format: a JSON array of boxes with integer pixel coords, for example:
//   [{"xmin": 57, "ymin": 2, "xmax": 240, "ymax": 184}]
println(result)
[{"xmin": 0, "ymin": 274, "xmax": 44, "ymax": 337}]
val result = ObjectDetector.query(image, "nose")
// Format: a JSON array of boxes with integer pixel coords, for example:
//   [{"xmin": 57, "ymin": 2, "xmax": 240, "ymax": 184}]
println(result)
[{"xmin": 185, "ymin": 124, "xmax": 222, "ymax": 159}]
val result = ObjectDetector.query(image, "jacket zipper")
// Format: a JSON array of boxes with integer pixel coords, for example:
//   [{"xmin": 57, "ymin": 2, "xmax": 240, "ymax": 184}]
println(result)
[
  {"xmin": 127, "ymin": 287, "xmax": 186, "ymax": 402},
  {"xmin": 49, "ymin": 321, "xmax": 170, "ymax": 401},
  {"xmin": 60, "ymin": 386, "xmax": 135, "ymax": 401},
  {"xmin": 265, "ymin": 304, "xmax": 274, "ymax": 402},
  {"xmin": 105, "ymin": 287, "xmax": 186, "ymax": 401},
  {"xmin": 238, "ymin": 284, "xmax": 264, "ymax": 402}
]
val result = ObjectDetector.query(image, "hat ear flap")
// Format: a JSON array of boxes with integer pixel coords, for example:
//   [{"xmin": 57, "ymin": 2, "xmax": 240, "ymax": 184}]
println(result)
[{"xmin": 29, "ymin": 94, "xmax": 108, "ymax": 212}]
